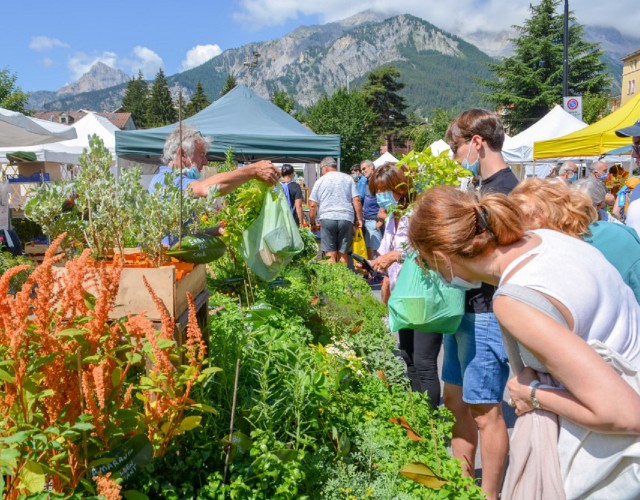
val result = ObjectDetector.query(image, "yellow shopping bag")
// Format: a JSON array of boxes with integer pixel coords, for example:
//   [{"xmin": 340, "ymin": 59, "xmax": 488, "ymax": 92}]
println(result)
[{"xmin": 353, "ymin": 228, "xmax": 367, "ymax": 257}]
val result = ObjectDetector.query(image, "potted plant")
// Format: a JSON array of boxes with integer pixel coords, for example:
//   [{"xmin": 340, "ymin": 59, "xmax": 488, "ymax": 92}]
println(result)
[{"xmin": 24, "ymin": 134, "xmax": 213, "ymax": 323}]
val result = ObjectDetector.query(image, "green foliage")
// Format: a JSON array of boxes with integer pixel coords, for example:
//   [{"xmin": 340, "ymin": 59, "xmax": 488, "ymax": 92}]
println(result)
[
  {"xmin": 362, "ymin": 66, "xmax": 408, "ymax": 152},
  {"xmin": 582, "ymin": 91, "xmax": 612, "ymax": 124},
  {"xmin": 220, "ymin": 73, "xmax": 237, "ymax": 97},
  {"xmin": 271, "ymin": 89, "xmax": 295, "ymax": 114},
  {"xmin": 146, "ymin": 68, "xmax": 178, "ymax": 128},
  {"xmin": 122, "ymin": 70, "xmax": 148, "ymax": 128},
  {"xmin": 185, "ymin": 80, "xmax": 211, "ymax": 118},
  {"xmin": 398, "ymin": 146, "xmax": 471, "ymax": 203},
  {"xmin": 406, "ymin": 109, "xmax": 454, "ymax": 151},
  {"xmin": 302, "ymin": 87, "xmax": 379, "ymax": 167},
  {"xmin": 0, "ymin": 251, "xmax": 34, "ymax": 291},
  {"xmin": 0, "ymin": 67, "xmax": 29, "ymax": 112},
  {"xmin": 480, "ymin": 0, "xmax": 611, "ymax": 133}
]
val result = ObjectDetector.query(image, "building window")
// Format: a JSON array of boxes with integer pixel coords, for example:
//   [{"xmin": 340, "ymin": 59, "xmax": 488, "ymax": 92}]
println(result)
[
  {"xmin": 632, "ymin": 80, "xmax": 637, "ymax": 95},
  {"xmin": 629, "ymin": 80, "xmax": 634, "ymax": 95}
]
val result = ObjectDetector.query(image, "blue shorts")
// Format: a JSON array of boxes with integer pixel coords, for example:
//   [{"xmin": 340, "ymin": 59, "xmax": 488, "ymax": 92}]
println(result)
[
  {"xmin": 441, "ymin": 312, "xmax": 509, "ymax": 404},
  {"xmin": 363, "ymin": 219, "xmax": 382, "ymax": 251}
]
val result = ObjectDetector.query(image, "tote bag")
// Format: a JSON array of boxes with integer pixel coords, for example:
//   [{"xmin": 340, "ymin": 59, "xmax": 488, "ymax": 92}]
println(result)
[
  {"xmin": 241, "ymin": 185, "xmax": 304, "ymax": 281},
  {"xmin": 352, "ymin": 228, "xmax": 367, "ymax": 258},
  {"xmin": 388, "ymin": 252, "xmax": 465, "ymax": 333}
]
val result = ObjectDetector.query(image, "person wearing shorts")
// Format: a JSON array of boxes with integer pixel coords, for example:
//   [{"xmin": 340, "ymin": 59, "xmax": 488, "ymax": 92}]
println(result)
[
  {"xmin": 309, "ymin": 157, "xmax": 363, "ymax": 264},
  {"xmin": 443, "ymin": 109, "xmax": 518, "ymax": 500}
]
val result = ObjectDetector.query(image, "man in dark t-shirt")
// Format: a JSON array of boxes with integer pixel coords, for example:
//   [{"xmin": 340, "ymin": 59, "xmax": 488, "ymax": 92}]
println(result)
[
  {"xmin": 280, "ymin": 164, "xmax": 305, "ymax": 227},
  {"xmin": 443, "ymin": 109, "xmax": 518, "ymax": 499}
]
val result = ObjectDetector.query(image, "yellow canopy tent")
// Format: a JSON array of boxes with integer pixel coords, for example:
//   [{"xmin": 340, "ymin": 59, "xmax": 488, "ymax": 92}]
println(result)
[{"xmin": 533, "ymin": 93, "xmax": 640, "ymax": 159}]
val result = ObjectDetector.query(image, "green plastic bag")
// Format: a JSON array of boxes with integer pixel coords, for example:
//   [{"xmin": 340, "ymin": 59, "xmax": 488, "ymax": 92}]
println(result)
[
  {"xmin": 241, "ymin": 184, "xmax": 304, "ymax": 281},
  {"xmin": 388, "ymin": 252, "xmax": 465, "ymax": 334}
]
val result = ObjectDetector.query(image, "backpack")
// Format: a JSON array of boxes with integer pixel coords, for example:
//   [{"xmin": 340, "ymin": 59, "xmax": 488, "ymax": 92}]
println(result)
[{"xmin": 280, "ymin": 181, "xmax": 295, "ymax": 214}]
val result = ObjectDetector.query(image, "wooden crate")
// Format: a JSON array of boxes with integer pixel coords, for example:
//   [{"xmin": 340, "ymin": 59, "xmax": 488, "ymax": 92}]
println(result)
[
  {"xmin": 52, "ymin": 262, "xmax": 207, "ymax": 323},
  {"xmin": 24, "ymin": 242, "xmax": 62, "ymax": 263}
]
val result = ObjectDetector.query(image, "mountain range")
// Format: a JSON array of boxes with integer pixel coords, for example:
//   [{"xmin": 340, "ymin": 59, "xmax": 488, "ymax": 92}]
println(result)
[{"xmin": 28, "ymin": 11, "xmax": 640, "ymax": 119}]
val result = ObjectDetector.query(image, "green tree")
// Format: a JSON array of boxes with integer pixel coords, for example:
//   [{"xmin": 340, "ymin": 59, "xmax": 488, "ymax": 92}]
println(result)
[
  {"xmin": 271, "ymin": 89, "xmax": 295, "ymax": 114},
  {"xmin": 301, "ymin": 87, "xmax": 378, "ymax": 168},
  {"xmin": 480, "ymin": 0, "xmax": 610, "ymax": 132},
  {"xmin": 582, "ymin": 92, "xmax": 611, "ymax": 124},
  {"xmin": 406, "ymin": 108, "xmax": 454, "ymax": 151},
  {"xmin": 186, "ymin": 81, "xmax": 211, "ymax": 118},
  {"xmin": 146, "ymin": 68, "xmax": 178, "ymax": 128},
  {"xmin": 220, "ymin": 73, "xmax": 237, "ymax": 97},
  {"xmin": 0, "ymin": 67, "xmax": 29, "ymax": 112},
  {"xmin": 121, "ymin": 70, "xmax": 148, "ymax": 128},
  {"xmin": 361, "ymin": 66, "xmax": 408, "ymax": 153}
]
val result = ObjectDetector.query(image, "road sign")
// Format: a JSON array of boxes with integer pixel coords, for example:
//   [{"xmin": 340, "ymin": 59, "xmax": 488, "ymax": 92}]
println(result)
[{"xmin": 563, "ymin": 96, "xmax": 583, "ymax": 121}]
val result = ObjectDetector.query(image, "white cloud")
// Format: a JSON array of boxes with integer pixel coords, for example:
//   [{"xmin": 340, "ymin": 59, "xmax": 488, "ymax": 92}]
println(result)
[
  {"xmin": 29, "ymin": 36, "xmax": 69, "ymax": 51},
  {"xmin": 180, "ymin": 44, "xmax": 222, "ymax": 71},
  {"xmin": 128, "ymin": 46, "xmax": 164, "ymax": 79},
  {"xmin": 233, "ymin": 0, "xmax": 639, "ymax": 39},
  {"xmin": 68, "ymin": 52, "xmax": 118, "ymax": 79}
]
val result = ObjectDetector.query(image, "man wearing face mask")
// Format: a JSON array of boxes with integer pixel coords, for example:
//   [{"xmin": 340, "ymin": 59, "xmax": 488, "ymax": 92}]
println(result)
[
  {"xmin": 590, "ymin": 160, "xmax": 609, "ymax": 182},
  {"xmin": 149, "ymin": 125, "xmax": 279, "ymax": 197},
  {"xmin": 558, "ymin": 161, "xmax": 578, "ymax": 184},
  {"xmin": 443, "ymin": 109, "xmax": 518, "ymax": 500},
  {"xmin": 149, "ymin": 125, "xmax": 280, "ymax": 243}
]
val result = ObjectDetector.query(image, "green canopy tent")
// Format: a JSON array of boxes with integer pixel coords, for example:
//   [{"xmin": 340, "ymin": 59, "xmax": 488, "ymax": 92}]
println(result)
[{"xmin": 115, "ymin": 85, "xmax": 340, "ymax": 164}]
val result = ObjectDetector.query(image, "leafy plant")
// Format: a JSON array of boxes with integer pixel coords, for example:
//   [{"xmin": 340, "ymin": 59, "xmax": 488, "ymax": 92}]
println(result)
[{"xmin": 0, "ymin": 234, "xmax": 215, "ymax": 498}]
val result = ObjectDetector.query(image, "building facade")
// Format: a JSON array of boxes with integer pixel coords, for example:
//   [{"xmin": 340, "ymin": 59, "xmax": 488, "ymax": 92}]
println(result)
[{"xmin": 621, "ymin": 49, "xmax": 640, "ymax": 107}]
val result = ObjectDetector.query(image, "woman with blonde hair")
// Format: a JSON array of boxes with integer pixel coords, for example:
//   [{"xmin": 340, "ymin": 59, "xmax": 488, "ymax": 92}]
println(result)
[
  {"xmin": 408, "ymin": 185, "xmax": 640, "ymax": 499},
  {"xmin": 510, "ymin": 178, "xmax": 640, "ymax": 303}
]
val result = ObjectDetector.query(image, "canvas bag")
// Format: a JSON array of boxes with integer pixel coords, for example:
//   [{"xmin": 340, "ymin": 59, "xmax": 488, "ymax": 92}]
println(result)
[
  {"xmin": 496, "ymin": 284, "xmax": 640, "ymax": 500},
  {"xmin": 241, "ymin": 184, "xmax": 304, "ymax": 281},
  {"xmin": 352, "ymin": 228, "xmax": 367, "ymax": 258},
  {"xmin": 387, "ymin": 252, "xmax": 465, "ymax": 333}
]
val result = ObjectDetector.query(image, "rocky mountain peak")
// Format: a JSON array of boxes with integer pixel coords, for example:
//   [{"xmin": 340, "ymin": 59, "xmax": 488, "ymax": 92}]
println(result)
[{"xmin": 57, "ymin": 62, "xmax": 130, "ymax": 97}]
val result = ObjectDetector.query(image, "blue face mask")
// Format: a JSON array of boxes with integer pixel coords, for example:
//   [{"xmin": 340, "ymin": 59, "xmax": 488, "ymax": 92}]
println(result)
[
  {"xmin": 376, "ymin": 190, "xmax": 397, "ymax": 210},
  {"xmin": 461, "ymin": 144, "xmax": 480, "ymax": 177},
  {"xmin": 568, "ymin": 173, "xmax": 578, "ymax": 183},
  {"xmin": 184, "ymin": 166, "xmax": 201, "ymax": 180},
  {"xmin": 598, "ymin": 173, "xmax": 608, "ymax": 181}
]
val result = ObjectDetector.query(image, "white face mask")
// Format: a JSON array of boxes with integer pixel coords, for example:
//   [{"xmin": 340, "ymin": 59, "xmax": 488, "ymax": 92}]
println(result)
[{"xmin": 434, "ymin": 255, "xmax": 482, "ymax": 290}]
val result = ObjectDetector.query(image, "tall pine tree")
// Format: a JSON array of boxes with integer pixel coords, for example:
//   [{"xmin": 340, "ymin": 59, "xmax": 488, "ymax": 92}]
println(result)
[
  {"xmin": 146, "ymin": 68, "xmax": 178, "ymax": 128},
  {"xmin": 220, "ymin": 73, "xmax": 237, "ymax": 97},
  {"xmin": 480, "ymin": 0, "xmax": 610, "ymax": 132},
  {"xmin": 185, "ymin": 81, "xmax": 211, "ymax": 118},
  {"xmin": 362, "ymin": 66, "xmax": 408, "ymax": 153},
  {"xmin": 121, "ymin": 70, "xmax": 148, "ymax": 128},
  {"xmin": 271, "ymin": 89, "xmax": 295, "ymax": 114}
]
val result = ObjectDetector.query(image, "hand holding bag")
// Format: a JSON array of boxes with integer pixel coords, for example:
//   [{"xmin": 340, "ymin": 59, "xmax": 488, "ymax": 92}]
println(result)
[{"xmin": 387, "ymin": 252, "xmax": 465, "ymax": 334}]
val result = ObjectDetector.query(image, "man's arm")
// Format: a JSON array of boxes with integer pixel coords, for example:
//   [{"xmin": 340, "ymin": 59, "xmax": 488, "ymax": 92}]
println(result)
[
  {"xmin": 353, "ymin": 196, "xmax": 363, "ymax": 228},
  {"xmin": 309, "ymin": 201, "xmax": 318, "ymax": 231},
  {"xmin": 294, "ymin": 199, "xmax": 305, "ymax": 227},
  {"xmin": 188, "ymin": 160, "xmax": 279, "ymax": 197}
]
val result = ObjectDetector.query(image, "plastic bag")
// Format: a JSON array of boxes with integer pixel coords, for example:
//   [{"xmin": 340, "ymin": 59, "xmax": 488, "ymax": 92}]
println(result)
[
  {"xmin": 352, "ymin": 227, "xmax": 367, "ymax": 258},
  {"xmin": 241, "ymin": 184, "xmax": 304, "ymax": 281},
  {"xmin": 388, "ymin": 252, "xmax": 465, "ymax": 333}
]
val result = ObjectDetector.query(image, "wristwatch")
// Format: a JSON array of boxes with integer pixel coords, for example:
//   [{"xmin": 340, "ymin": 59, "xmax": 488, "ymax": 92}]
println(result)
[{"xmin": 529, "ymin": 380, "xmax": 542, "ymax": 409}]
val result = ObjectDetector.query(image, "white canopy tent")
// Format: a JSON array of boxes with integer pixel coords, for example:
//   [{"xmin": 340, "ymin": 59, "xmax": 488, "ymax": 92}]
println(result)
[
  {"xmin": 373, "ymin": 151, "xmax": 399, "ymax": 167},
  {"xmin": 428, "ymin": 139, "xmax": 452, "ymax": 156},
  {"xmin": 0, "ymin": 107, "xmax": 76, "ymax": 147},
  {"xmin": 502, "ymin": 105, "xmax": 587, "ymax": 164},
  {"xmin": 0, "ymin": 112, "xmax": 118, "ymax": 165}
]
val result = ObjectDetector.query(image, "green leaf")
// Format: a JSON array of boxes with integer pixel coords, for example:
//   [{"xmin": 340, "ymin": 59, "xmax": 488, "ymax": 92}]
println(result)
[
  {"xmin": 123, "ymin": 491, "xmax": 150, "ymax": 500},
  {"xmin": 72, "ymin": 422, "xmax": 95, "ymax": 431},
  {"xmin": 0, "ymin": 369, "xmax": 13, "ymax": 383},
  {"xmin": 189, "ymin": 403, "xmax": 217, "ymax": 414},
  {"xmin": 83, "ymin": 291, "xmax": 97, "ymax": 311},
  {"xmin": 176, "ymin": 415, "xmax": 201, "ymax": 434},
  {"xmin": 399, "ymin": 462, "xmax": 450, "ymax": 489},
  {"xmin": 20, "ymin": 460, "xmax": 46, "ymax": 493},
  {"xmin": 1, "ymin": 430, "xmax": 32, "ymax": 444}
]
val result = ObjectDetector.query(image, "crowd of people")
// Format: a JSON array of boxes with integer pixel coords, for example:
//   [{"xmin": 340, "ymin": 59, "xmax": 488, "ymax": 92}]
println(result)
[{"xmin": 155, "ymin": 111, "xmax": 640, "ymax": 498}]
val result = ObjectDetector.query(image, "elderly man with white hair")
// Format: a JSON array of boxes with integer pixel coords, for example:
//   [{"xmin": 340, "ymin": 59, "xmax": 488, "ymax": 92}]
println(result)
[
  {"xmin": 589, "ymin": 159, "xmax": 609, "ymax": 181},
  {"xmin": 557, "ymin": 161, "xmax": 578, "ymax": 184}
]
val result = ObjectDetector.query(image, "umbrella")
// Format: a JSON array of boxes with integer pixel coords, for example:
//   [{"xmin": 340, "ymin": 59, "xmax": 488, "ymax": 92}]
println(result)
[{"xmin": 0, "ymin": 107, "xmax": 76, "ymax": 147}]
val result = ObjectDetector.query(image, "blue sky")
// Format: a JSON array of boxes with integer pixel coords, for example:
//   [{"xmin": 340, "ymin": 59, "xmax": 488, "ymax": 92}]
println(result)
[{"xmin": 2, "ymin": 0, "xmax": 635, "ymax": 92}]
